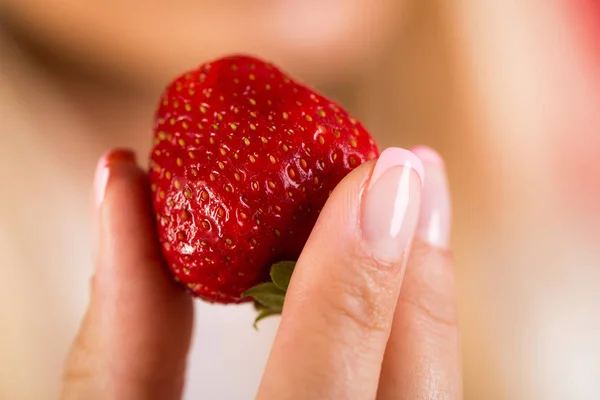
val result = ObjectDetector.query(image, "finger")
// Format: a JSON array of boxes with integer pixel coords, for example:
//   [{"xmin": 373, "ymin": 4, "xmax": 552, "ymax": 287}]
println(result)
[
  {"xmin": 257, "ymin": 148, "xmax": 424, "ymax": 400},
  {"xmin": 61, "ymin": 150, "xmax": 194, "ymax": 400},
  {"xmin": 377, "ymin": 146, "xmax": 462, "ymax": 400}
]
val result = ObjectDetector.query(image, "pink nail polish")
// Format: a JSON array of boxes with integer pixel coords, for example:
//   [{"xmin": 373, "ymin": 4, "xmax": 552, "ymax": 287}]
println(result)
[
  {"xmin": 94, "ymin": 150, "xmax": 136, "ymax": 208},
  {"xmin": 410, "ymin": 146, "xmax": 445, "ymax": 168},
  {"xmin": 91, "ymin": 149, "xmax": 136, "ymax": 263},
  {"xmin": 362, "ymin": 148, "xmax": 423, "ymax": 263},
  {"xmin": 368, "ymin": 148, "xmax": 424, "ymax": 190},
  {"xmin": 411, "ymin": 146, "xmax": 451, "ymax": 248}
]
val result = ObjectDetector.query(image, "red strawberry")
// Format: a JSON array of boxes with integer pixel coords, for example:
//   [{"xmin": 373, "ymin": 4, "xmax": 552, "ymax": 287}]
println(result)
[{"xmin": 149, "ymin": 55, "xmax": 379, "ymax": 308}]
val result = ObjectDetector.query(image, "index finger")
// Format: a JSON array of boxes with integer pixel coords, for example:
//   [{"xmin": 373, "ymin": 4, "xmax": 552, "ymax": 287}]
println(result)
[{"xmin": 256, "ymin": 148, "xmax": 423, "ymax": 399}]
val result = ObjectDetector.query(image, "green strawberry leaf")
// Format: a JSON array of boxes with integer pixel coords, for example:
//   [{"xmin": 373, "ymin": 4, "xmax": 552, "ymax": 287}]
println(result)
[
  {"xmin": 270, "ymin": 261, "xmax": 296, "ymax": 291},
  {"xmin": 253, "ymin": 300, "xmax": 269, "ymax": 312},
  {"xmin": 252, "ymin": 308, "xmax": 281, "ymax": 330},
  {"xmin": 244, "ymin": 260, "xmax": 298, "ymax": 328},
  {"xmin": 242, "ymin": 282, "xmax": 285, "ymax": 310}
]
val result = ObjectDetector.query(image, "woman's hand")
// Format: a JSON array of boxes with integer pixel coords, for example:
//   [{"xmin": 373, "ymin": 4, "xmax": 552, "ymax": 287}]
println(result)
[{"xmin": 61, "ymin": 146, "xmax": 460, "ymax": 399}]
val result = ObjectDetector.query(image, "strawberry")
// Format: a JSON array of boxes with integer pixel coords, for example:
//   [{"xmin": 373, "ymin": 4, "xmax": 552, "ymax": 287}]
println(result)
[{"xmin": 149, "ymin": 55, "xmax": 379, "ymax": 314}]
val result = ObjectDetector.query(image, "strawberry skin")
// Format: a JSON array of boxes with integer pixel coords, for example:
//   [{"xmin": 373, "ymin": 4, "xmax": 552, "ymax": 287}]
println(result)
[{"xmin": 150, "ymin": 55, "xmax": 379, "ymax": 304}]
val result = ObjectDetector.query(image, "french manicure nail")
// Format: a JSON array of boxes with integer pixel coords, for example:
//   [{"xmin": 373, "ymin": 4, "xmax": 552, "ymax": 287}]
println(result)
[
  {"xmin": 94, "ymin": 149, "xmax": 137, "ymax": 208},
  {"xmin": 411, "ymin": 146, "xmax": 451, "ymax": 248},
  {"xmin": 361, "ymin": 148, "xmax": 423, "ymax": 263},
  {"xmin": 91, "ymin": 149, "xmax": 136, "ymax": 265}
]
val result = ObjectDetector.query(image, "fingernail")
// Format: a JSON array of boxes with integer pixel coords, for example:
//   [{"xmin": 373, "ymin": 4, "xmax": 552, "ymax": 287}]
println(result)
[
  {"xmin": 362, "ymin": 148, "xmax": 423, "ymax": 263},
  {"xmin": 92, "ymin": 150, "xmax": 136, "ymax": 263},
  {"xmin": 94, "ymin": 149, "xmax": 137, "ymax": 208},
  {"xmin": 411, "ymin": 146, "xmax": 451, "ymax": 248}
]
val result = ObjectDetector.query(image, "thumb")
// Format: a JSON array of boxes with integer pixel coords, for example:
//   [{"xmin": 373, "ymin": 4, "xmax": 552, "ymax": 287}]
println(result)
[{"xmin": 61, "ymin": 150, "xmax": 194, "ymax": 400}]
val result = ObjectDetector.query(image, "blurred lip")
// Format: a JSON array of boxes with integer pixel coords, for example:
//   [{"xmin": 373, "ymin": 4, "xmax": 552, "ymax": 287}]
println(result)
[{"xmin": 569, "ymin": 0, "xmax": 600, "ymax": 67}]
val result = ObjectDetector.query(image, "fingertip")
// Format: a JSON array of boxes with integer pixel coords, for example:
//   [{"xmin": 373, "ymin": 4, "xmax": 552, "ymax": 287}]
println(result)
[
  {"xmin": 411, "ymin": 146, "xmax": 452, "ymax": 249},
  {"xmin": 94, "ymin": 147, "xmax": 178, "ymax": 291},
  {"xmin": 94, "ymin": 149, "xmax": 137, "ymax": 209},
  {"xmin": 362, "ymin": 147, "xmax": 423, "ymax": 263},
  {"xmin": 91, "ymin": 149, "xmax": 139, "ymax": 261},
  {"xmin": 369, "ymin": 147, "xmax": 424, "ymax": 188},
  {"xmin": 94, "ymin": 150, "xmax": 151, "ymax": 269},
  {"xmin": 410, "ymin": 145, "xmax": 445, "ymax": 168}
]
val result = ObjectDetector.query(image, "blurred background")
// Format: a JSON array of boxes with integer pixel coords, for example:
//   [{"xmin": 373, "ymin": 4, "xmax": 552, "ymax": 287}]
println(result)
[{"xmin": 1, "ymin": 0, "xmax": 599, "ymax": 399}]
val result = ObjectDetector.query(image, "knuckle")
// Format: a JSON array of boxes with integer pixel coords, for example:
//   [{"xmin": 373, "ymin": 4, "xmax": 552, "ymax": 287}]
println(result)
[
  {"xmin": 411, "ymin": 239, "xmax": 455, "ymax": 267},
  {"xmin": 401, "ymin": 240, "xmax": 458, "ymax": 330},
  {"xmin": 398, "ymin": 294, "xmax": 459, "ymax": 330},
  {"xmin": 61, "ymin": 339, "xmax": 95, "ymax": 390},
  {"xmin": 320, "ymin": 252, "xmax": 395, "ymax": 336}
]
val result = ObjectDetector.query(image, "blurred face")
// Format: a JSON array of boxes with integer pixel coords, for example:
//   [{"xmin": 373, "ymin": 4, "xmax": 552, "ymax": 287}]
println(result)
[
  {"xmin": 553, "ymin": 0, "xmax": 600, "ymax": 223},
  {"xmin": 2, "ymin": 0, "xmax": 403, "ymax": 84}
]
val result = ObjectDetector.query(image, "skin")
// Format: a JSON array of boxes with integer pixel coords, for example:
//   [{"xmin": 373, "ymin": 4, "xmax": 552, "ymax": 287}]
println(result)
[
  {"xmin": 0, "ymin": 0, "xmax": 403, "ymax": 85},
  {"xmin": 61, "ymin": 147, "xmax": 461, "ymax": 399},
  {"xmin": 3, "ymin": 1, "xmax": 598, "ymax": 398},
  {"xmin": 1, "ymin": 2, "xmax": 461, "ymax": 398}
]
